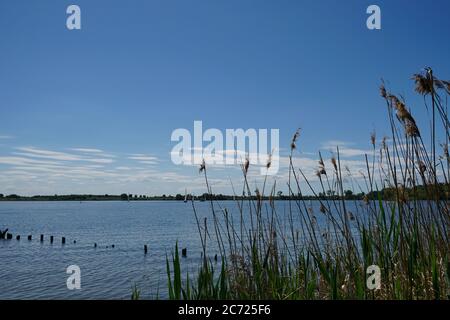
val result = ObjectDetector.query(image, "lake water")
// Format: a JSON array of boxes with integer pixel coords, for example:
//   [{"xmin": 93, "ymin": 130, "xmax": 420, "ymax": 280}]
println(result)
[{"xmin": 0, "ymin": 200, "xmax": 364, "ymax": 300}]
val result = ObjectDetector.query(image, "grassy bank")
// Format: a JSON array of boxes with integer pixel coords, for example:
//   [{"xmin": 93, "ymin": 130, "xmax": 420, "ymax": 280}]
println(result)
[{"xmin": 164, "ymin": 68, "xmax": 449, "ymax": 300}]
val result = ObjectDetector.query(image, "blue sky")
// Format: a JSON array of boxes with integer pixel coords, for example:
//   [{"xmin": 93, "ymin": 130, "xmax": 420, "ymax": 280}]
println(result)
[{"xmin": 1, "ymin": 0, "xmax": 449, "ymax": 196}]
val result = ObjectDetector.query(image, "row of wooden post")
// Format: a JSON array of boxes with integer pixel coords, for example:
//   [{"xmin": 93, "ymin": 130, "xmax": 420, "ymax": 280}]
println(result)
[
  {"xmin": 2, "ymin": 233, "xmax": 188, "ymax": 257},
  {"xmin": 2, "ymin": 233, "xmax": 66, "ymax": 244}
]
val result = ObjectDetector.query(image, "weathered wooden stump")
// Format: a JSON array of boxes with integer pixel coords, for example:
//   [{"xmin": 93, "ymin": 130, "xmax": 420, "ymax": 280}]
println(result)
[
  {"xmin": 28, "ymin": 235, "xmax": 32, "ymax": 241},
  {"xmin": 16, "ymin": 235, "xmax": 20, "ymax": 240},
  {"xmin": 62, "ymin": 237, "xmax": 66, "ymax": 244},
  {"xmin": 50, "ymin": 236, "xmax": 54, "ymax": 243},
  {"xmin": 0, "ymin": 229, "xmax": 8, "ymax": 239},
  {"xmin": 40, "ymin": 234, "xmax": 44, "ymax": 242},
  {"xmin": 6, "ymin": 233, "xmax": 12, "ymax": 240},
  {"xmin": 182, "ymin": 248, "xmax": 187, "ymax": 257},
  {"xmin": 144, "ymin": 245, "xmax": 148, "ymax": 254}
]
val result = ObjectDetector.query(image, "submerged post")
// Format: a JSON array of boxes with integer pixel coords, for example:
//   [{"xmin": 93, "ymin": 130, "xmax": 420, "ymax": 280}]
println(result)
[
  {"xmin": 182, "ymin": 248, "xmax": 187, "ymax": 257},
  {"xmin": 50, "ymin": 236, "xmax": 54, "ymax": 243},
  {"xmin": 28, "ymin": 235, "xmax": 32, "ymax": 241},
  {"xmin": 0, "ymin": 229, "xmax": 8, "ymax": 239},
  {"xmin": 16, "ymin": 235, "xmax": 20, "ymax": 240},
  {"xmin": 6, "ymin": 233, "xmax": 12, "ymax": 240},
  {"xmin": 144, "ymin": 245, "xmax": 148, "ymax": 254},
  {"xmin": 94, "ymin": 243, "xmax": 97, "ymax": 248},
  {"xmin": 40, "ymin": 234, "xmax": 44, "ymax": 242},
  {"xmin": 62, "ymin": 237, "xmax": 66, "ymax": 244}
]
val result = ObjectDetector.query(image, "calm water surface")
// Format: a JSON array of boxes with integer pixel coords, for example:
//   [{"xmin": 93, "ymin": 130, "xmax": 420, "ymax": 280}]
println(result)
[{"xmin": 0, "ymin": 200, "xmax": 363, "ymax": 299}]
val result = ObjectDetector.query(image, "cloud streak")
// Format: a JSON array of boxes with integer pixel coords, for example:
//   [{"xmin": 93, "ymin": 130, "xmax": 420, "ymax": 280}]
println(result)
[
  {"xmin": 0, "ymin": 140, "xmax": 377, "ymax": 196},
  {"xmin": 14, "ymin": 147, "xmax": 115, "ymax": 163}
]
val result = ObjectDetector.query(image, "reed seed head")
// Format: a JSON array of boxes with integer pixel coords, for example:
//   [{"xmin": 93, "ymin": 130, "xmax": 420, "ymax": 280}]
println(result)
[
  {"xmin": 382, "ymin": 136, "xmax": 387, "ymax": 150},
  {"xmin": 320, "ymin": 203, "xmax": 326, "ymax": 214},
  {"xmin": 331, "ymin": 156, "xmax": 337, "ymax": 171},
  {"xmin": 199, "ymin": 159, "xmax": 206, "ymax": 173},
  {"xmin": 255, "ymin": 188, "xmax": 261, "ymax": 200},
  {"xmin": 380, "ymin": 84, "xmax": 387, "ymax": 98},
  {"xmin": 317, "ymin": 157, "xmax": 327, "ymax": 175},
  {"xmin": 266, "ymin": 153, "xmax": 272, "ymax": 169},
  {"xmin": 395, "ymin": 100, "xmax": 415, "ymax": 124},
  {"xmin": 318, "ymin": 157, "xmax": 324, "ymax": 167},
  {"xmin": 370, "ymin": 131, "xmax": 376, "ymax": 148},
  {"xmin": 418, "ymin": 161, "xmax": 426, "ymax": 175},
  {"xmin": 363, "ymin": 195, "xmax": 369, "ymax": 205},
  {"xmin": 347, "ymin": 211, "xmax": 355, "ymax": 221},
  {"xmin": 405, "ymin": 122, "xmax": 420, "ymax": 137},
  {"xmin": 291, "ymin": 128, "xmax": 301, "ymax": 151},
  {"xmin": 413, "ymin": 73, "xmax": 433, "ymax": 95},
  {"xmin": 243, "ymin": 157, "xmax": 250, "ymax": 175}
]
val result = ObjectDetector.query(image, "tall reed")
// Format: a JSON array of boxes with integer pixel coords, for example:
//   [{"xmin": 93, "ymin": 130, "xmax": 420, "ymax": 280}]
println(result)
[{"xmin": 165, "ymin": 69, "xmax": 449, "ymax": 300}]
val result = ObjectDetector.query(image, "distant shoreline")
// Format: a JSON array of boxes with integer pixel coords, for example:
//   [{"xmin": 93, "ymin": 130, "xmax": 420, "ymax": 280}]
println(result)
[
  {"xmin": 0, "ymin": 192, "xmax": 361, "ymax": 201},
  {"xmin": 0, "ymin": 194, "xmax": 326, "ymax": 201},
  {"xmin": 0, "ymin": 185, "xmax": 448, "ymax": 202}
]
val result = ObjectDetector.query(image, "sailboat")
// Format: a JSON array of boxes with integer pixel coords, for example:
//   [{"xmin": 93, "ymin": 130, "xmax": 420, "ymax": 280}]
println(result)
[{"xmin": 184, "ymin": 189, "xmax": 188, "ymax": 203}]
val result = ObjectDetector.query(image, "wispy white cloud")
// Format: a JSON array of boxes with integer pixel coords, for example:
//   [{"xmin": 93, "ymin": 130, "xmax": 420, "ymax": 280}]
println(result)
[
  {"xmin": 320, "ymin": 140, "xmax": 371, "ymax": 158},
  {"xmin": 128, "ymin": 154, "xmax": 159, "ymax": 165},
  {"xmin": 0, "ymin": 141, "xmax": 379, "ymax": 196},
  {"xmin": 128, "ymin": 154, "xmax": 159, "ymax": 161},
  {"xmin": 14, "ymin": 147, "xmax": 115, "ymax": 163},
  {"xmin": 0, "ymin": 156, "xmax": 62, "ymax": 166},
  {"xmin": 69, "ymin": 148, "xmax": 104, "ymax": 153},
  {"xmin": 0, "ymin": 146, "xmax": 195, "ymax": 195}
]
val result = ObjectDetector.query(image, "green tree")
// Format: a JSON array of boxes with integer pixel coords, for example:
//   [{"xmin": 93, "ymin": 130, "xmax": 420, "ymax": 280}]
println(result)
[{"xmin": 344, "ymin": 190, "xmax": 353, "ymax": 199}]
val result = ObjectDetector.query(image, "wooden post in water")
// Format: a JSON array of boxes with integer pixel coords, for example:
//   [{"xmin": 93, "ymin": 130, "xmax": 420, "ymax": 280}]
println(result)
[
  {"xmin": 16, "ymin": 235, "xmax": 20, "ymax": 240},
  {"xmin": 62, "ymin": 237, "xmax": 66, "ymax": 244},
  {"xmin": 144, "ymin": 245, "xmax": 148, "ymax": 254},
  {"xmin": 28, "ymin": 235, "xmax": 32, "ymax": 241},
  {"xmin": 50, "ymin": 236, "xmax": 54, "ymax": 243},
  {"xmin": 182, "ymin": 248, "xmax": 187, "ymax": 257},
  {"xmin": 6, "ymin": 233, "xmax": 12, "ymax": 240},
  {"xmin": 94, "ymin": 243, "xmax": 97, "ymax": 248},
  {"xmin": 40, "ymin": 234, "xmax": 44, "ymax": 242},
  {"xmin": 0, "ymin": 229, "xmax": 8, "ymax": 239}
]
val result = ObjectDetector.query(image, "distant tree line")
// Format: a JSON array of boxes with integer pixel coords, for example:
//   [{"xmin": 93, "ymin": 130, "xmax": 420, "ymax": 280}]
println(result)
[{"xmin": 0, "ymin": 184, "xmax": 448, "ymax": 201}]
